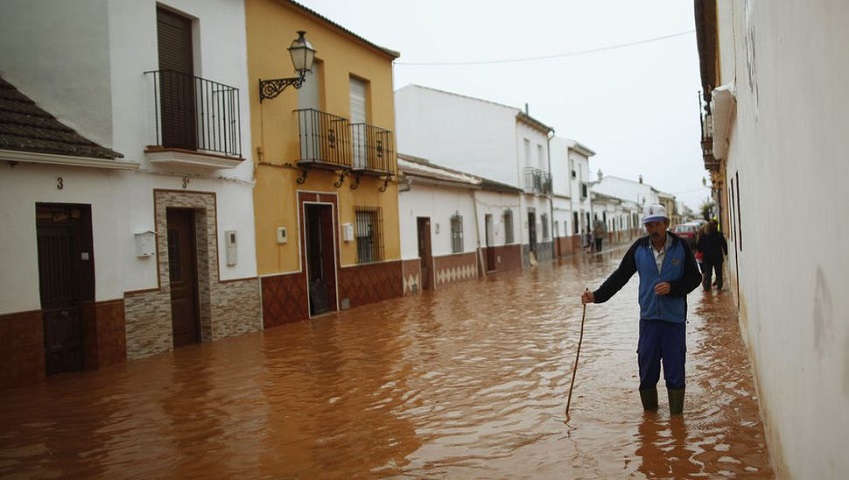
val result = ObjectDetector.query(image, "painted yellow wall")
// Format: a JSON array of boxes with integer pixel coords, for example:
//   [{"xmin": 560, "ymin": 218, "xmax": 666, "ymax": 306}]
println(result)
[{"xmin": 246, "ymin": 0, "xmax": 400, "ymax": 275}]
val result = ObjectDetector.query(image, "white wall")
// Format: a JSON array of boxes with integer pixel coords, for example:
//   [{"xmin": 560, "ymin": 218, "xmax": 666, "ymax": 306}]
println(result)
[
  {"xmin": 471, "ymin": 190, "xmax": 522, "ymax": 248},
  {"xmin": 715, "ymin": 1, "xmax": 849, "ymax": 477},
  {"xmin": 398, "ymin": 182, "xmax": 478, "ymax": 260},
  {"xmin": 395, "ymin": 85, "xmax": 519, "ymax": 186},
  {"xmin": 0, "ymin": 0, "xmax": 258, "ymax": 312},
  {"xmin": 0, "ymin": 0, "xmax": 114, "ymax": 147}
]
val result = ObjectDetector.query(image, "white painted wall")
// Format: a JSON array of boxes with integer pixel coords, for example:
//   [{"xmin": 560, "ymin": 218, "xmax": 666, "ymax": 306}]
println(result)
[
  {"xmin": 471, "ymin": 190, "xmax": 522, "ymax": 249},
  {"xmin": 0, "ymin": 0, "xmax": 257, "ymax": 314},
  {"xmin": 592, "ymin": 176, "xmax": 658, "ymax": 209},
  {"xmin": 714, "ymin": 1, "xmax": 849, "ymax": 477},
  {"xmin": 398, "ymin": 182, "xmax": 477, "ymax": 260},
  {"xmin": 395, "ymin": 85, "xmax": 520, "ymax": 186}
]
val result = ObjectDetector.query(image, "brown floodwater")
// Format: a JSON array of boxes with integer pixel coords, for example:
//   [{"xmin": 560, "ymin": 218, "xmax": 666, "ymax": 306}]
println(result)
[{"xmin": 0, "ymin": 249, "xmax": 773, "ymax": 479}]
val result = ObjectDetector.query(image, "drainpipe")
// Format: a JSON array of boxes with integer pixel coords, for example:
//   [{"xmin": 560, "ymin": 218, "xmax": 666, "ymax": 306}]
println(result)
[
  {"xmin": 546, "ymin": 129, "xmax": 555, "ymax": 259},
  {"xmin": 472, "ymin": 188, "xmax": 484, "ymax": 277}
]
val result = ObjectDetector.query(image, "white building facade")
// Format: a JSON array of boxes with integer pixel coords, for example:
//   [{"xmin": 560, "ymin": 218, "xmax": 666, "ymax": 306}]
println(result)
[
  {"xmin": 0, "ymin": 0, "xmax": 260, "ymax": 387},
  {"xmin": 696, "ymin": 1, "xmax": 849, "ymax": 476},
  {"xmin": 395, "ymin": 85, "xmax": 554, "ymax": 267},
  {"xmin": 549, "ymin": 136, "xmax": 595, "ymax": 254}
]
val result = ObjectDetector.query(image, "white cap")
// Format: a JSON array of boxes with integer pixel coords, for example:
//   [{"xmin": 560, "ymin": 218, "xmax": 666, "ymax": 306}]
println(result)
[{"xmin": 641, "ymin": 204, "xmax": 668, "ymax": 224}]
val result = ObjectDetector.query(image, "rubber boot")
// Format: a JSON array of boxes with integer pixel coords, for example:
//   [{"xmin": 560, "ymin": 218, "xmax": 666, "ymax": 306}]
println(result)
[
  {"xmin": 639, "ymin": 387, "xmax": 658, "ymax": 411},
  {"xmin": 668, "ymin": 388, "xmax": 685, "ymax": 415}
]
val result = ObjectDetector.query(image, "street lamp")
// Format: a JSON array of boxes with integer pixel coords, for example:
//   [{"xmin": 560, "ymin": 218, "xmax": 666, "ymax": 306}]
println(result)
[{"xmin": 258, "ymin": 31, "xmax": 316, "ymax": 102}]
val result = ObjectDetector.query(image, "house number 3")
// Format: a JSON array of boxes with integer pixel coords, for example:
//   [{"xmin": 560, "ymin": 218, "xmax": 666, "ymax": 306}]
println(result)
[{"xmin": 57, "ymin": 177, "xmax": 64, "ymax": 190}]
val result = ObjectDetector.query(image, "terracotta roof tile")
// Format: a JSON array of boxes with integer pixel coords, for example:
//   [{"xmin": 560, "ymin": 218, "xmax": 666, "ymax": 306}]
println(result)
[{"xmin": 0, "ymin": 76, "xmax": 123, "ymax": 160}]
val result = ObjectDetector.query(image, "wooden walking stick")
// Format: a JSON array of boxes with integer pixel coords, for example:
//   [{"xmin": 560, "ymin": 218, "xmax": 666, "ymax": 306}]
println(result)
[{"xmin": 566, "ymin": 289, "xmax": 588, "ymax": 417}]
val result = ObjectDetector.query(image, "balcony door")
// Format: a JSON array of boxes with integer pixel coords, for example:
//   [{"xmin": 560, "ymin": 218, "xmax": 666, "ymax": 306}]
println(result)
[
  {"xmin": 157, "ymin": 7, "xmax": 196, "ymax": 150},
  {"xmin": 350, "ymin": 77, "xmax": 368, "ymax": 169},
  {"xmin": 298, "ymin": 62, "xmax": 322, "ymax": 161}
]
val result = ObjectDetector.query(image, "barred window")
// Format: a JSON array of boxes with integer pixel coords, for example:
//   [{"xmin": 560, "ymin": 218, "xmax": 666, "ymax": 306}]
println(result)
[
  {"xmin": 450, "ymin": 213, "xmax": 464, "ymax": 253},
  {"xmin": 355, "ymin": 206, "xmax": 383, "ymax": 263},
  {"xmin": 503, "ymin": 209, "xmax": 514, "ymax": 244},
  {"xmin": 541, "ymin": 213, "xmax": 549, "ymax": 241}
]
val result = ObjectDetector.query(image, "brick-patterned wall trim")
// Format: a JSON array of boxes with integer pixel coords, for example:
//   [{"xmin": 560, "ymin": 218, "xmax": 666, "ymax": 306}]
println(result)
[
  {"xmin": 211, "ymin": 277, "xmax": 262, "ymax": 339},
  {"xmin": 401, "ymin": 259, "xmax": 421, "ymax": 295},
  {"xmin": 492, "ymin": 244, "xmax": 523, "ymax": 273},
  {"xmin": 433, "ymin": 252, "xmax": 478, "ymax": 287},
  {"xmin": 0, "ymin": 310, "xmax": 44, "ymax": 389},
  {"xmin": 338, "ymin": 260, "xmax": 403, "ymax": 308},
  {"xmin": 124, "ymin": 288, "xmax": 173, "ymax": 360},
  {"xmin": 262, "ymin": 272, "xmax": 309, "ymax": 328}
]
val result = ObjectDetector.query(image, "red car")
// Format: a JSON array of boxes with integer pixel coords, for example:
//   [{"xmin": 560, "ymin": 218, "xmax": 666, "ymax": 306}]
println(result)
[{"xmin": 672, "ymin": 223, "xmax": 699, "ymax": 248}]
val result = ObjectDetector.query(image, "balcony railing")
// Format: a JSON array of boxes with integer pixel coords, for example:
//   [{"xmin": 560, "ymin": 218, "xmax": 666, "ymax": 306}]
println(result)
[
  {"xmin": 524, "ymin": 167, "xmax": 552, "ymax": 194},
  {"xmin": 350, "ymin": 123, "xmax": 395, "ymax": 176},
  {"xmin": 146, "ymin": 69, "xmax": 241, "ymax": 158},
  {"xmin": 295, "ymin": 108, "xmax": 351, "ymax": 168}
]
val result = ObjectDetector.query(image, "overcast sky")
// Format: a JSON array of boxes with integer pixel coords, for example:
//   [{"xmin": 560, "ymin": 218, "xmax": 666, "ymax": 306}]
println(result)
[{"xmin": 296, "ymin": 0, "xmax": 710, "ymax": 211}]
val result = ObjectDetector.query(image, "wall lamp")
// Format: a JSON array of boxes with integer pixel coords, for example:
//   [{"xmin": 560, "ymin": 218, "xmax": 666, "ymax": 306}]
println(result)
[{"xmin": 258, "ymin": 31, "xmax": 316, "ymax": 102}]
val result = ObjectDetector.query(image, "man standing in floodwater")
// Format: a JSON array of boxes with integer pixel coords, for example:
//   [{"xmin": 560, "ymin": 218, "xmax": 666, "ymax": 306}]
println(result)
[{"xmin": 581, "ymin": 205, "xmax": 702, "ymax": 414}]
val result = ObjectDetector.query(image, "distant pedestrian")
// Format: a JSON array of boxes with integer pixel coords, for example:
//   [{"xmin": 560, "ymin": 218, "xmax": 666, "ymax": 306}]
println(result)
[
  {"xmin": 592, "ymin": 220, "xmax": 606, "ymax": 253},
  {"xmin": 581, "ymin": 204, "xmax": 701, "ymax": 415},
  {"xmin": 584, "ymin": 230, "xmax": 593, "ymax": 253},
  {"xmin": 696, "ymin": 219, "xmax": 728, "ymax": 291}
]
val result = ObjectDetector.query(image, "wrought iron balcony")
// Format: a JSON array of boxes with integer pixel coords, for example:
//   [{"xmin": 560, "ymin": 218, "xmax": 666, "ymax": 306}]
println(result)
[
  {"xmin": 291, "ymin": 110, "xmax": 395, "ymax": 190},
  {"xmin": 350, "ymin": 123, "xmax": 395, "ymax": 190},
  {"xmin": 524, "ymin": 167, "xmax": 552, "ymax": 194},
  {"xmin": 295, "ymin": 109, "xmax": 351, "ymax": 167},
  {"xmin": 350, "ymin": 123, "xmax": 395, "ymax": 175},
  {"xmin": 145, "ymin": 70, "xmax": 242, "ymax": 159}
]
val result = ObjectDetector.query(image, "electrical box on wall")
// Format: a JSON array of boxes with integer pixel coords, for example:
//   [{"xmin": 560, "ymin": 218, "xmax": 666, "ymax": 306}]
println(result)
[
  {"xmin": 276, "ymin": 227, "xmax": 287, "ymax": 244},
  {"xmin": 225, "ymin": 230, "xmax": 237, "ymax": 266},
  {"xmin": 134, "ymin": 230, "xmax": 156, "ymax": 257},
  {"xmin": 342, "ymin": 223, "xmax": 354, "ymax": 242}
]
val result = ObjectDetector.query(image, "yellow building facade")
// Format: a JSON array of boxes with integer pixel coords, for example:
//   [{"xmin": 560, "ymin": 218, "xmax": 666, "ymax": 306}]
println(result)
[{"xmin": 246, "ymin": 0, "xmax": 402, "ymax": 326}]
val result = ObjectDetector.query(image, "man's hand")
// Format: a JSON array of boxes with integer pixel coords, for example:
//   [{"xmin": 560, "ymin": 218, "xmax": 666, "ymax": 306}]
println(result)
[
  {"xmin": 581, "ymin": 290, "xmax": 595, "ymax": 304},
  {"xmin": 654, "ymin": 282, "xmax": 671, "ymax": 295}
]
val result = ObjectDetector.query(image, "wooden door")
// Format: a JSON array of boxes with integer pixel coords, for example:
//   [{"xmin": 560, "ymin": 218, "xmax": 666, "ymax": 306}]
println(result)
[
  {"xmin": 305, "ymin": 204, "xmax": 337, "ymax": 316},
  {"xmin": 36, "ymin": 204, "xmax": 92, "ymax": 375},
  {"xmin": 167, "ymin": 209, "xmax": 200, "ymax": 347},
  {"xmin": 485, "ymin": 214, "xmax": 496, "ymax": 272},
  {"xmin": 417, "ymin": 217, "xmax": 433, "ymax": 290}
]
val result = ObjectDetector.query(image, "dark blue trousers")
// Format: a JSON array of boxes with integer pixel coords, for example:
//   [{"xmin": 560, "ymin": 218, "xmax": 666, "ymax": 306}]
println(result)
[{"xmin": 637, "ymin": 319, "xmax": 686, "ymax": 390}]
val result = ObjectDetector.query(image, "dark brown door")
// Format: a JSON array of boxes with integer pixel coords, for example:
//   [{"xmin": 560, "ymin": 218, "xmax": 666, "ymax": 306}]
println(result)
[
  {"xmin": 305, "ymin": 204, "xmax": 337, "ymax": 316},
  {"xmin": 167, "ymin": 209, "xmax": 200, "ymax": 347},
  {"xmin": 36, "ymin": 204, "xmax": 93, "ymax": 375},
  {"xmin": 485, "ymin": 214, "xmax": 496, "ymax": 272},
  {"xmin": 157, "ymin": 7, "xmax": 196, "ymax": 150},
  {"xmin": 528, "ymin": 211, "xmax": 537, "ymax": 254},
  {"xmin": 417, "ymin": 217, "xmax": 433, "ymax": 290}
]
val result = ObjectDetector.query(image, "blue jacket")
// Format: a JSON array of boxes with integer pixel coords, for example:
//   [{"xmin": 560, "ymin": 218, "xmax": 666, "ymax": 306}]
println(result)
[{"xmin": 592, "ymin": 232, "xmax": 702, "ymax": 323}]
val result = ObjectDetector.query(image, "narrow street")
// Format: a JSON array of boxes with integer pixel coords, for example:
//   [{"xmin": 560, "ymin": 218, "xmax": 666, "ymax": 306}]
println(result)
[{"xmin": 0, "ymin": 247, "xmax": 773, "ymax": 479}]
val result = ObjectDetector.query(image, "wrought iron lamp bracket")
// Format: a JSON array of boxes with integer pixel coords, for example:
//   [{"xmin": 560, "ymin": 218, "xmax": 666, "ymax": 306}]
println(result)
[{"xmin": 259, "ymin": 76, "xmax": 305, "ymax": 102}]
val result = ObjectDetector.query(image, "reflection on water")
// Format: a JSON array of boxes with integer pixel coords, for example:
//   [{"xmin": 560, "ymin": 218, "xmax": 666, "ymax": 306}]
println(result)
[{"xmin": 0, "ymin": 250, "xmax": 773, "ymax": 479}]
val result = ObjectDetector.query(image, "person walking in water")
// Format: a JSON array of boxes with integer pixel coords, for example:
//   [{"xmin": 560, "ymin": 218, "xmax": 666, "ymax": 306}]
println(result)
[
  {"xmin": 580, "ymin": 205, "xmax": 701, "ymax": 414},
  {"xmin": 696, "ymin": 219, "xmax": 728, "ymax": 291},
  {"xmin": 592, "ymin": 219, "xmax": 606, "ymax": 253}
]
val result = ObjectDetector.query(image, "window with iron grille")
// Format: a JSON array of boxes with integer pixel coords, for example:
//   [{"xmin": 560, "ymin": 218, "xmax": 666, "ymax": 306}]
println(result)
[
  {"xmin": 355, "ymin": 206, "xmax": 383, "ymax": 263},
  {"xmin": 541, "ymin": 213, "xmax": 550, "ymax": 241},
  {"xmin": 503, "ymin": 209, "xmax": 514, "ymax": 244},
  {"xmin": 450, "ymin": 213, "xmax": 464, "ymax": 253}
]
